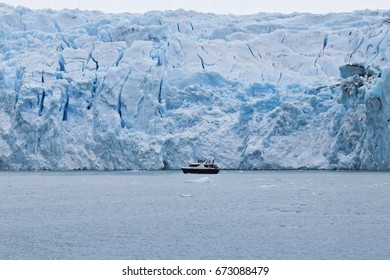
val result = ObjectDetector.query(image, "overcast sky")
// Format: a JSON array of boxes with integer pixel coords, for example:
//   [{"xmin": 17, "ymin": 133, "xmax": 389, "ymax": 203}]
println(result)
[{"xmin": 1, "ymin": 0, "xmax": 389, "ymax": 15}]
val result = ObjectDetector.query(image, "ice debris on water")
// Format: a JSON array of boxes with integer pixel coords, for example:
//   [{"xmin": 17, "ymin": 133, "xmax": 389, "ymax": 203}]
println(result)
[
  {"xmin": 259, "ymin": 184, "xmax": 280, "ymax": 188},
  {"xmin": 185, "ymin": 177, "xmax": 213, "ymax": 183},
  {"xmin": 0, "ymin": 4, "xmax": 390, "ymax": 171}
]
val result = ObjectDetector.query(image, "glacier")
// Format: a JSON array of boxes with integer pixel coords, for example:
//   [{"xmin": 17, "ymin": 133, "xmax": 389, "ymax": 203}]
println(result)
[{"xmin": 0, "ymin": 3, "xmax": 389, "ymax": 170}]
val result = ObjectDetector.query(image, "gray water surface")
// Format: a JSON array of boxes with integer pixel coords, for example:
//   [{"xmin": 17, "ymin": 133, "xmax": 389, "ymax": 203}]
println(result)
[{"xmin": 0, "ymin": 170, "xmax": 389, "ymax": 259}]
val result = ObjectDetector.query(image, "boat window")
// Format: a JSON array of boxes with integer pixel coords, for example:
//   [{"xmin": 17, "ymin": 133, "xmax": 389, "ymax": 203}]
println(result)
[{"xmin": 189, "ymin": 164, "xmax": 200, "ymax": 167}]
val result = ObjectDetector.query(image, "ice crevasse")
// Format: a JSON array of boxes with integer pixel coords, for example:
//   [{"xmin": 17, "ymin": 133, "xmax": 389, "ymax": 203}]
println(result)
[{"xmin": 0, "ymin": 4, "xmax": 389, "ymax": 170}]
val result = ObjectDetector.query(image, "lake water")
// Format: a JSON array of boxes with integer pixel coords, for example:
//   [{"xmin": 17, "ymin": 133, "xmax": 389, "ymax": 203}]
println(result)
[{"xmin": 0, "ymin": 170, "xmax": 389, "ymax": 260}]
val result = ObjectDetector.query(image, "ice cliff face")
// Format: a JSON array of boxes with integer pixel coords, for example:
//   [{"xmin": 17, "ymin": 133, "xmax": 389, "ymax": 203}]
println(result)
[{"xmin": 0, "ymin": 4, "xmax": 389, "ymax": 170}]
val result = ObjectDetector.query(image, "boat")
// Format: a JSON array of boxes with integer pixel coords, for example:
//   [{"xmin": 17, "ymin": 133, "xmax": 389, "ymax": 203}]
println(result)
[{"xmin": 181, "ymin": 159, "xmax": 219, "ymax": 174}]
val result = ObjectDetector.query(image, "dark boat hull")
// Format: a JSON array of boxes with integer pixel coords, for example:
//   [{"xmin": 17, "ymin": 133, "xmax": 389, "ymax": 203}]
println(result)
[{"xmin": 181, "ymin": 168, "xmax": 219, "ymax": 174}]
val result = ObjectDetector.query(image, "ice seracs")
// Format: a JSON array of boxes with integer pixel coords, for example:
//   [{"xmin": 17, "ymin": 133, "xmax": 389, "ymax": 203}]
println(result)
[{"xmin": 0, "ymin": 3, "xmax": 389, "ymax": 170}]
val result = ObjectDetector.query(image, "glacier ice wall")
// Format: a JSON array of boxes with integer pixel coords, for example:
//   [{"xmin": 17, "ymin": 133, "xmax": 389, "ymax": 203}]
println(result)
[{"xmin": 0, "ymin": 4, "xmax": 390, "ymax": 170}]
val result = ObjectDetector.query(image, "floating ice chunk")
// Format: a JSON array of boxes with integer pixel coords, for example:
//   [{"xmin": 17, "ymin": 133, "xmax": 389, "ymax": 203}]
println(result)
[
  {"xmin": 258, "ymin": 184, "xmax": 280, "ymax": 188},
  {"xmin": 185, "ymin": 177, "xmax": 213, "ymax": 183}
]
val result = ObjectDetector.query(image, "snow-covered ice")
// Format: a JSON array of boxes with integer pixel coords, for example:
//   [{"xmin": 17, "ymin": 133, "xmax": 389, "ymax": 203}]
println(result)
[
  {"xmin": 0, "ymin": 4, "xmax": 390, "ymax": 170},
  {"xmin": 0, "ymin": 170, "xmax": 389, "ymax": 259}
]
